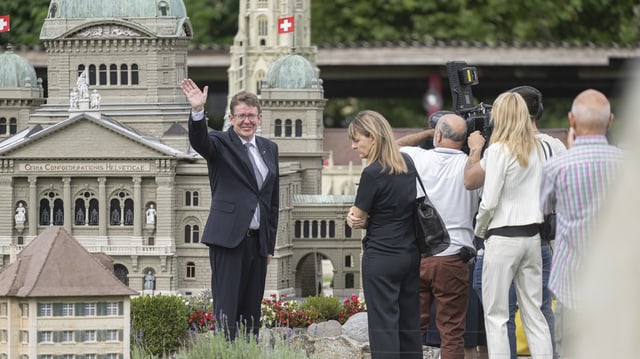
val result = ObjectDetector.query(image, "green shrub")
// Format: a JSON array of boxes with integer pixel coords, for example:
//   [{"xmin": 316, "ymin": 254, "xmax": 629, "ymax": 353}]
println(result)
[
  {"xmin": 300, "ymin": 295, "xmax": 342, "ymax": 322},
  {"xmin": 131, "ymin": 294, "xmax": 190, "ymax": 357}
]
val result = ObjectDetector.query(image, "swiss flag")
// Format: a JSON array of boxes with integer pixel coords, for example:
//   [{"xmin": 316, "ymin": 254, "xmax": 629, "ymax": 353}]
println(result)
[
  {"xmin": 277, "ymin": 16, "xmax": 294, "ymax": 34},
  {"xmin": 0, "ymin": 15, "xmax": 9, "ymax": 33}
]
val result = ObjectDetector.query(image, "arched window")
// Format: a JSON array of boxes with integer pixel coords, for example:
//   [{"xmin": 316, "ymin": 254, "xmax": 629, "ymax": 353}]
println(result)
[
  {"xmin": 109, "ymin": 190, "xmax": 133, "ymax": 226},
  {"xmin": 77, "ymin": 64, "xmax": 86, "ymax": 77},
  {"xmin": 109, "ymin": 64, "xmax": 118, "ymax": 85},
  {"xmin": 344, "ymin": 221, "xmax": 352, "ymax": 238},
  {"xmin": 258, "ymin": 16, "xmax": 268, "ymax": 36},
  {"xmin": 158, "ymin": 1, "xmax": 169, "ymax": 16},
  {"xmin": 9, "ymin": 118, "xmax": 17, "ymax": 134},
  {"xmin": 186, "ymin": 262, "xmax": 196, "ymax": 278},
  {"xmin": 120, "ymin": 64, "xmax": 129, "ymax": 85},
  {"xmin": 99, "ymin": 64, "xmax": 107, "ymax": 85},
  {"xmin": 312, "ymin": 220, "xmax": 318, "ymax": 238},
  {"xmin": 329, "ymin": 220, "xmax": 336, "ymax": 237},
  {"xmin": 39, "ymin": 191, "xmax": 64, "ymax": 226},
  {"xmin": 184, "ymin": 222, "xmax": 200, "ymax": 244},
  {"xmin": 88, "ymin": 64, "xmax": 97, "ymax": 85},
  {"xmin": 274, "ymin": 119, "xmax": 282, "ymax": 137},
  {"xmin": 185, "ymin": 191, "xmax": 199, "ymax": 206},
  {"xmin": 114, "ymin": 264, "xmax": 129, "ymax": 286},
  {"xmin": 294, "ymin": 220, "xmax": 301, "ymax": 238},
  {"xmin": 320, "ymin": 220, "xmax": 327, "ymax": 238},
  {"xmin": 295, "ymin": 119, "xmax": 302, "ymax": 137},
  {"xmin": 39, "ymin": 198, "xmax": 51, "ymax": 225},
  {"xmin": 75, "ymin": 190, "xmax": 98, "ymax": 226},
  {"xmin": 53, "ymin": 198, "xmax": 64, "ymax": 225},
  {"xmin": 303, "ymin": 220, "xmax": 310, "ymax": 238},
  {"xmin": 131, "ymin": 64, "xmax": 139, "ymax": 85},
  {"xmin": 0, "ymin": 117, "xmax": 6, "ymax": 134},
  {"xmin": 285, "ymin": 119, "xmax": 292, "ymax": 137}
]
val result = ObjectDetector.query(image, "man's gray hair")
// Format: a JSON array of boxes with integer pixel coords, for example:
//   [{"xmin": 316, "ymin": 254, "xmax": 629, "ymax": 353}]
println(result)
[{"xmin": 438, "ymin": 119, "xmax": 467, "ymax": 142}]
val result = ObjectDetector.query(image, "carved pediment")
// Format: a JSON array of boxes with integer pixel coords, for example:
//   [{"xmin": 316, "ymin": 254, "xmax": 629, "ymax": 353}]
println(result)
[{"xmin": 72, "ymin": 25, "xmax": 143, "ymax": 38}]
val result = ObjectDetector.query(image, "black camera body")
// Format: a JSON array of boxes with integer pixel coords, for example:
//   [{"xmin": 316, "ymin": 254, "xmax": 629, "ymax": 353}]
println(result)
[{"xmin": 445, "ymin": 61, "xmax": 493, "ymax": 152}]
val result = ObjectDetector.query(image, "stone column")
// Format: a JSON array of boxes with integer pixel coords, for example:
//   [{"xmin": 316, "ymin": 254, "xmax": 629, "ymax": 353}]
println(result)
[
  {"xmin": 98, "ymin": 177, "xmax": 107, "ymax": 237},
  {"xmin": 28, "ymin": 176, "xmax": 37, "ymax": 237},
  {"xmin": 155, "ymin": 175, "xmax": 174, "ymax": 249},
  {"xmin": 132, "ymin": 176, "xmax": 142, "ymax": 239},
  {"xmin": 62, "ymin": 177, "xmax": 71, "ymax": 232},
  {"xmin": 0, "ymin": 176, "xmax": 12, "ymax": 238}
]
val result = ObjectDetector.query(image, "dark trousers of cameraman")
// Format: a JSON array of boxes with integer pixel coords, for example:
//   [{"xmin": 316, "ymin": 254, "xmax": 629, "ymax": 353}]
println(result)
[{"xmin": 420, "ymin": 254, "xmax": 470, "ymax": 359}]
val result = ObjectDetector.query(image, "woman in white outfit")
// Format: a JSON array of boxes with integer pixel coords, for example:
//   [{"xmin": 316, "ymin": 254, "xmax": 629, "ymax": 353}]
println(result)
[{"xmin": 473, "ymin": 92, "xmax": 552, "ymax": 359}]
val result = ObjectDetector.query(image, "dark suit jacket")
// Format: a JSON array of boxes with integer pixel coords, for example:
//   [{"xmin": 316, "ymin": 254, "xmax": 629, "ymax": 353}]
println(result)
[{"xmin": 189, "ymin": 117, "xmax": 279, "ymax": 257}]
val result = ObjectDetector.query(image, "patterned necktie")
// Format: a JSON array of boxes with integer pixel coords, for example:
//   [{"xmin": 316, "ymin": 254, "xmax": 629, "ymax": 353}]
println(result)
[{"xmin": 245, "ymin": 143, "xmax": 264, "ymax": 188}]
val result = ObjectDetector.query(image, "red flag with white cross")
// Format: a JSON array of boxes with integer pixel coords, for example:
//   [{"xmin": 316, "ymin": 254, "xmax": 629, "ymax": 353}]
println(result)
[
  {"xmin": 0, "ymin": 15, "xmax": 10, "ymax": 33},
  {"xmin": 277, "ymin": 16, "xmax": 294, "ymax": 34}
]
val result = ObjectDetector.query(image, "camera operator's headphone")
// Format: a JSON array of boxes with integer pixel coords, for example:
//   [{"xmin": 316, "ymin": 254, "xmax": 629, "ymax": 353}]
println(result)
[{"xmin": 508, "ymin": 85, "xmax": 544, "ymax": 120}]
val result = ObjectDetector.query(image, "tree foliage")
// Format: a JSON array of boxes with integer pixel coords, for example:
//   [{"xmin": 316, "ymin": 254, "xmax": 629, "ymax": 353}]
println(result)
[
  {"xmin": 1, "ymin": 1, "xmax": 638, "ymax": 47},
  {"xmin": 310, "ymin": 0, "xmax": 640, "ymax": 45},
  {"xmin": 0, "ymin": 0, "xmax": 49, "ymax": 46}
]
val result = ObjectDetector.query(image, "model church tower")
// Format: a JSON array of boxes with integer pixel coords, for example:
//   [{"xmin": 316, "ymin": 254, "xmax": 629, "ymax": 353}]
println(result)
[{"xmin": 228, "ymin": 0, "xmax": 316, "ymax": 98}]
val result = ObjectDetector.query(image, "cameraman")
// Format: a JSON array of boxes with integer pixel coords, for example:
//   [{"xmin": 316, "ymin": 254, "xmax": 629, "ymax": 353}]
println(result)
[
  {"xmin": 398, "ymin": 114, "xmax": 481, "ymax": 359},
  {"xmin": 465, "ymin": 86, "xmax": 565, "ymax": 359}
]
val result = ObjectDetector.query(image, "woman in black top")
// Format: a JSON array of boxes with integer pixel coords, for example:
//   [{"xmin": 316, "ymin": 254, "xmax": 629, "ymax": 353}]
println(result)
[{"xmin": 347, "ymin": 110, "xmax": 422, "ymax": 358}]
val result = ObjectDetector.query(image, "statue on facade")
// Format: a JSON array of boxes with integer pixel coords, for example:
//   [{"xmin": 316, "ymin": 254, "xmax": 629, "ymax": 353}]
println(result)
[
  {"xmin": 146, "ymin": 204, "xmax": 156, "ymax": 225},
  {"xmin": 15, "ymin": 203, "xmax": 26, "ymax": 224},
  {"xmin": 90, "ymin": 89, "xmax": 101, "ymax": 109},
  {"xmin": 111, "ymin": 208, "xmax": 120, "ymax": 225},
  {"xmin": 89, "ymin": 208, "xmax": 99, "ymax": 225},
  {"xmin": 76, "ymin": 208, "xmax": 85, "ymax": 225},
  {"xmin": 41, "ymin": 208, "xmax": 49, "ymax": 225},
  {"xmin": 77, "ymin": 69, "xmax": 89, "ymax": 100},
  {"xmin": 124, "ymin": 208, "xmax": 133, "ymax": 225},
  {"xmin": 144, "ymin": 271, "xmax": 155, "ymax": 290},
  {"xmin": 70, "ymin": 88, "xmax": 79, "ymax": 109}
]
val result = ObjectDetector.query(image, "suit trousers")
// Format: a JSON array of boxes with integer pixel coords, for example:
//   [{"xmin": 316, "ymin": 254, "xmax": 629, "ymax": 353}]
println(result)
[
  {"xmin": 362, "ymin": 247, "xmax": 422, "ymax": 358},
  {"xmin": 420, "ymin": 254, "xmax": 469, "ymax": 359},
  {"xmin": 209, "ymin": 234, "xmax": 267, "ymax": 340},
  {"xmin": 482, "ymin": 235, "xmax": 552, "ymax": 359}
]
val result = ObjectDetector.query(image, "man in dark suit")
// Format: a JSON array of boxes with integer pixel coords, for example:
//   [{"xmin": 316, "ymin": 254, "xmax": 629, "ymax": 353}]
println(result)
[{"xmin": 181, "ymin": 79, "xmax": 280, "ymax": 339}]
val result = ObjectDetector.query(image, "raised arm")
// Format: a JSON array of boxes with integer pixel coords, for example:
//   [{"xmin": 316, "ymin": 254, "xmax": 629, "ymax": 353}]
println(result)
[
  {"xmin": 396, "ymin": 128, "xmax": 436, "ymax": 147},
  {"xmin": 464, "ymin": 131, "xmax": 486, "ymax": 190},
  {"xmin": 181, "ymin": 78, "xmax": 208, "ymax": 113}
]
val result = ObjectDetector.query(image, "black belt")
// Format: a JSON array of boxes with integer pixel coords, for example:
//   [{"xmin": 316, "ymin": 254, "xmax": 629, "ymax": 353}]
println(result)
[
  {"xmin": 246, "ymin": 228, "xmax": 259, "ymax": 237},
  {"xmin": 487, "ymin": 224, "xmax": 539, "ymax": 238}
]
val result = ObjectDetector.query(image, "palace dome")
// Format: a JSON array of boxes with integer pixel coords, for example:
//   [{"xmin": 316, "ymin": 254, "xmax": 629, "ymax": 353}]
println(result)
[
  {"xmin": 265, "ymin": 53, "xmax": 318, "ymax": 89},
  {"xmin": 45, "ymin": 0, "xmax": 187, "ymax": 19},
  {"xmin": 0, "ymin": 45, "xmax": 38, "ymax": 88}
]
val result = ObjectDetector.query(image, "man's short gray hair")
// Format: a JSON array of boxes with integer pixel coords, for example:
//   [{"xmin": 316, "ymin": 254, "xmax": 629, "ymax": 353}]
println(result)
[{"xmin": 438, "ymin": 120, "xmax": 467, "ymax": 142}]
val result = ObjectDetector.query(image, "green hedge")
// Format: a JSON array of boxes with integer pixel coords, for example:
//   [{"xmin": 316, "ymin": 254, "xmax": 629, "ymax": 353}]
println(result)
[{"xmin": 131, "ymin": 294, "xmax": 190, "ymax": 356}]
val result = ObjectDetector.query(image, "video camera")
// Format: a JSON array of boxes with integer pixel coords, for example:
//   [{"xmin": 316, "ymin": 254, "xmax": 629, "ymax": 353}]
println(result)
[{"xmin": 431, "ymin": 61, "xmax": 493, "ymax": 153}]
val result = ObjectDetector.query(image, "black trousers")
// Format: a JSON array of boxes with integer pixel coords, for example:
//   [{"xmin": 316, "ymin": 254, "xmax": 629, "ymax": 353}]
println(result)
[
  {"xmin": 209, "ymin": 235, "xmax": 267, "ymax": 340},
  {"xmin": 362, "ymin": 247, "xmax": 423, "ymax": 358}
]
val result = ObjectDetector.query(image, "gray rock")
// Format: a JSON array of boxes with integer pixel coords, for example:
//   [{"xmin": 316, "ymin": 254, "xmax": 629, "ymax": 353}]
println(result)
[
  {"xmin": 342, "ymin": 312, "xmax": 369, "ymax": 342},
  {"xmin": 307, "ymin": 320, "xmax": 343, "ymax": 338}
]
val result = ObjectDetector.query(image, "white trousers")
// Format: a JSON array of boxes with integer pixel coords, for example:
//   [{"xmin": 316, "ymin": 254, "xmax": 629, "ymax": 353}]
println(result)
[{"xmin": 482, "ymin": 235, "xmax": 552, "ymax": 359}]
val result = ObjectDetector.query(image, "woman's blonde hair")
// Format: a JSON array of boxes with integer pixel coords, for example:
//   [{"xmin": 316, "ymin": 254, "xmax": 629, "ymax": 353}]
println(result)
[
  {"xmin": 348, "ymin": 110, "xmax": 408, "ymax": 174},
  {"xmin": 489, "ymin": 92, "xmax": 538, "ymax": 167}
]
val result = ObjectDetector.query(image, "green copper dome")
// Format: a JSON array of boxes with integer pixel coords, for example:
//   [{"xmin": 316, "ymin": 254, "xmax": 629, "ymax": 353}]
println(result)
[
  {"xmin": 266, "ymin": 54, "xmax": 317, "ymax": 89},
  {"xmin": 46, "ymin": 0, "xmax": 187, "ymax": 19},
  {"xmin": 0, "ymin": 45, "xmax": 38, "ymax": 88}
]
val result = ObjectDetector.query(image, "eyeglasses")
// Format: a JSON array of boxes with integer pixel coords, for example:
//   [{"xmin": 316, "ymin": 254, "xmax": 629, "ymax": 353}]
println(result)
[{"xmin": 233, "ymin": 113, "xmax": 259, "ymax": 121}]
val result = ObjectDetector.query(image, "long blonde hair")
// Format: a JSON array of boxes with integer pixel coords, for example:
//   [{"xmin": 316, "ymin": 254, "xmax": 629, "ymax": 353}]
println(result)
[
  {"xmin": 348, "ymin": 110, "xmax": 408, "ymax": 174},
  {"xmin": 489, "ymin": 92, "xmax": 538, "ymax": 167}
]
